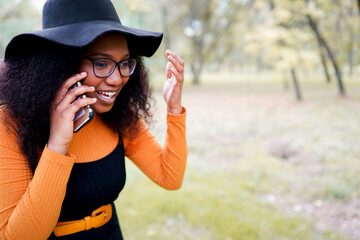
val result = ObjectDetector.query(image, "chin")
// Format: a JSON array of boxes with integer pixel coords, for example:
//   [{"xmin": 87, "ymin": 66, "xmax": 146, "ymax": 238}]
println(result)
[{"xmin": 92, "ymin": 104, "xmax": 114, "ymax": 113}]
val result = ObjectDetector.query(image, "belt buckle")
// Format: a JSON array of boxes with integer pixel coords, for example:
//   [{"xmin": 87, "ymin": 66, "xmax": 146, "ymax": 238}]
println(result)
[
  {"xmin": 91, "ymin": 204, "xmax": 112, "ymax": 228},
  {"xmin": 92, "ymin": 205, "xmax": 108, "ymax": 219}
]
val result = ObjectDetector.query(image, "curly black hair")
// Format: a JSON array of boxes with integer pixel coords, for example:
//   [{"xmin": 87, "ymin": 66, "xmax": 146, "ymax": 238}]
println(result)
[{"xmin": 0, "ymin": 37, "xmax": 153, "ymax": 172}]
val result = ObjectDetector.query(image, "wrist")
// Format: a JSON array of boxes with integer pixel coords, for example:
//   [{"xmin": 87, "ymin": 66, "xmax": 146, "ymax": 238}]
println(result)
[
  {"xmin": 47, "ymin": 141, "xmax": 69, "ymax": 156},
  {"xmin": 167, "ymin": 106, "xmax": 183, "ymax": 115}
]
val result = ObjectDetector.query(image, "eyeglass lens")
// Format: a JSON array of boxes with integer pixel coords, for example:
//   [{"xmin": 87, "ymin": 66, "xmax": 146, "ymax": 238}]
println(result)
[{"xmin": 94, "ymin": 58, "xmax": 136, "ymax": 77}]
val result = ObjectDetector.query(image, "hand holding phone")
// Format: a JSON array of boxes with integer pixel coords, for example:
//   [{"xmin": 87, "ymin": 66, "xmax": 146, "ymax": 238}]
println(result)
[
  {"xmin": 48, "ymin": 72, "xmax": 96, "ymax": 156},
  {"xmin": 70, "ymin": 81, "xmax": 94, "ymax": 132}
]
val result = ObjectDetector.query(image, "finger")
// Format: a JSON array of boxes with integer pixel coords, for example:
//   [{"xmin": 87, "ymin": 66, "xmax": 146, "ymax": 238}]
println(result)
[
  {"xmin": 68, "ymin": 84, "xmax": 95, "ymax": 98},
  {"xmin": 55, "ymin": 72, "xmax": 88, "ymax": 104},
  {"xmin": 166, "ymin": 50, "xmax": 184, "ymax": 66},
  {"xmin": 63, "ymin": 72, "xmax": 88, "ymax": 90},
  {"xmin": 166, "ymin": 50, "xmax": 184, "ymax": 67},
  {"xmin": 166, "ymin": 62, "xmax": 173, "ymax": 80},
  {"xmin": 167, "ymin": 55, "xmax": 184, "ymax": 74},
  {"xmin": 55, "ymin": 85, "xmax": 95, "ymax": 112},
  {"xmin": 61, "ymin": 97, "xmax": 97, "ymax": 121},
  {"xmin": 64, "ymin": 85, "xmax": 95, "ymax": 104},
  {"xmin": 71, "ymin": 96, "xmax": 97, "ymax": 109},
  {"xmin": 170, "ymin": 66, "xmax": 184, "ymax": 83}
]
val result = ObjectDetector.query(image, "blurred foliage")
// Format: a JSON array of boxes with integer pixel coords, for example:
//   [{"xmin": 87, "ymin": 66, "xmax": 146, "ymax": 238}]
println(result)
[
  {"xmin": 115, "ymin": 0, "xmax": 360, "ymax": 84},
  {"xmin": 0, "ymin": 0, "xmax": 359, "ymax": 83},
  {"xmin": 1, "ymin": 1, "xmax": 359, "ymax": 80},
  {"xmin": 117, "ymin": 0, "xmax": 360, "ymax": 85},
  {"xmin": 0, "ymin": 0, "xmax": 40, "ymax": 57}
]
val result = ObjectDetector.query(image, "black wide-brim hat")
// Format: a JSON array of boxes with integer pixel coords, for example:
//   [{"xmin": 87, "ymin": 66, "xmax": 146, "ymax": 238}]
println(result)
[{"xmin": 5, "ymin": 0, "xmax": 163, "ymax": 59}]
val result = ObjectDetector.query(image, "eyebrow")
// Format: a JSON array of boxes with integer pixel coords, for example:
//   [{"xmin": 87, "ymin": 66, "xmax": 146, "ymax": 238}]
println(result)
[{"xmin": 88, "ymin": 53, "xmax": 130, "ymax": 59}]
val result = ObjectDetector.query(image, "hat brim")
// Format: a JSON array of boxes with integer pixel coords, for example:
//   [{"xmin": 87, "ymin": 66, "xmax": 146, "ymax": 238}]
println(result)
[{"xmin": 5, "ymin": 20, "xmax": 163, "ymax": 59}]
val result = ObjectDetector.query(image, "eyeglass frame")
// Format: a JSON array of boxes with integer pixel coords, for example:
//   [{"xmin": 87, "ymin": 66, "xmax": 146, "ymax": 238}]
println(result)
[{"xmin": 84, "ymin": 57, "xmax": 137, "ymax": 78}]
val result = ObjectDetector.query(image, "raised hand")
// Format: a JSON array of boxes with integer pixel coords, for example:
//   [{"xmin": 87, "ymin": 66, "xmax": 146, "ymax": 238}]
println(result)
[{"xmin": 163, "ymin": 50, "xmax": 185, "ymax": 115}]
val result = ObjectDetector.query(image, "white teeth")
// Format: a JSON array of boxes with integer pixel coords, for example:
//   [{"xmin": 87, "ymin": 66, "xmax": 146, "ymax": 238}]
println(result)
[{"xmin": 97, "ymin": 91, "xmax": 116, "ymax": 98}]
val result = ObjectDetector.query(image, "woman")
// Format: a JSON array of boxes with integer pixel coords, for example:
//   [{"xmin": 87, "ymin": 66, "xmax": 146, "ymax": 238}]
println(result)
[{"xmin": 0, "ymin": 0, "xmax": 187, "ymax": 239}]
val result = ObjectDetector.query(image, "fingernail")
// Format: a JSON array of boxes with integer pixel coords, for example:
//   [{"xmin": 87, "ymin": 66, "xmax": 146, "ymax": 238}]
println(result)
[
  {"xmin": 90, "ymin": 86, "xmax": 95, "ymax": 90},
  {"xmin": 80, "ymin": 72, "xmax": 87, "ymax": 76},
  {"xmin": 92, "ymin": 98, "xmax": 97, "ymax": 101}
]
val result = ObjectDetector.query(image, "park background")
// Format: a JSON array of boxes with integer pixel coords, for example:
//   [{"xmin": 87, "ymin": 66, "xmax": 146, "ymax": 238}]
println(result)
[{"xmin": 1, "ymin": 0, "xmax": 360, "ymax": 239}]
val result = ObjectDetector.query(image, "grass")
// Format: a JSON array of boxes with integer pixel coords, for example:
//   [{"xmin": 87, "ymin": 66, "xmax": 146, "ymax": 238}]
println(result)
[
  {"xmin": 115, "ymin": 72, "xmax": 359, "ymax": 239},
  {"xmin": 117, "ymin": 167, "xmax": 343, "ymax": 240}
]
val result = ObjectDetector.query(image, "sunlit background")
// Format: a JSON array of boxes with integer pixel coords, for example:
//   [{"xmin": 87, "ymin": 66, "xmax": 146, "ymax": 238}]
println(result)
[{"xmin": 1, "ymin": 0, "xmax": 360, "ymax": 239}]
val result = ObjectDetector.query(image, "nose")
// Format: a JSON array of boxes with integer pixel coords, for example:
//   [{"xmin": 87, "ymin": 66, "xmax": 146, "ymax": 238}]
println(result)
[{"xmin": 105, "ymin": 66, "xmax": 123, "ymax": 86}]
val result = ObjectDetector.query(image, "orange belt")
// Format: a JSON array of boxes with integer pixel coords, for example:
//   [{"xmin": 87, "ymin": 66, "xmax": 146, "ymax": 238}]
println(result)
[{"xmin": 53, "ymin": 204, "xmax": 112, "ymax": 237}]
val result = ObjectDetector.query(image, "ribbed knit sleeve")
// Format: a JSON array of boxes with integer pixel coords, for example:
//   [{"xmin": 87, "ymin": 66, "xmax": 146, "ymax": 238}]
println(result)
[
  {"xmin": 0, "ymin": 115, "xmax": 75, "ymax": 240},
  {"xmin": 124, "ymin": 107, "xmax": 188, "ymax": 190}
]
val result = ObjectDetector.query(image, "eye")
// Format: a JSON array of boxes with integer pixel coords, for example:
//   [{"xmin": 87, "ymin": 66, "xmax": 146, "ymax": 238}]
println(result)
[
  {"xmin": 94, "ymin": 59, "xmax": 111, "ymax": 69},
  {"xmin": 120, "ymin": 60, "xmax": 130, "ymax": 69}
]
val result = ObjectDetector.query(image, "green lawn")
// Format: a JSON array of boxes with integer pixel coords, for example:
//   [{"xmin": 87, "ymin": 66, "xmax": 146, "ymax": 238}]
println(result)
[{"xmin": 115, "ymin": 73, "xmax": 359, "ymax": 239}]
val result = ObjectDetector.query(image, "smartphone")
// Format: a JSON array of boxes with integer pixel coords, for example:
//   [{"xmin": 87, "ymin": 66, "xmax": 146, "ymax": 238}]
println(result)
[{"xmin": 71, "ymin": 81, "xmax": 94, "ymax": 133}]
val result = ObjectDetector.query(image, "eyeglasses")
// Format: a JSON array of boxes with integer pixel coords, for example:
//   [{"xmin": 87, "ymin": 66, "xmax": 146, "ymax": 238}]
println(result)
[{"xmin": 84, "ymin": 57, "xmax": 137, "ymax": 78}]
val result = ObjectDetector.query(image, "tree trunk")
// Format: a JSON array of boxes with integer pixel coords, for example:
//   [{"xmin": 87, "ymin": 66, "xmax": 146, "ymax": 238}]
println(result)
[
  {"xmin": 188, "ymin": 0, "xmax": 210, "ymax": 85},
  {"xmin": 256, "ymin": 49, "xmax": 264, "ymax": 73},
  {"xmin": 186, "ymin": 0, "xmax": 241, "ymax": 85},
  {"xmin": 190, "ymin": 34, "xmax": 204, "ymax": 84},
  {"xmin": 190, "ymin": 49, "xmax": 204, "ymax": 84},
  {"xmin": 268, "ymin": 0, "xmax": 275, "ymax": 10},
  {"xmin": 318, "ymin": 45, "xmax": 331, "ymax": 83},
  {"xmin": 306, "ymin": 14, "xmax": 346, "ymax": 97},
  {"xmin": 191, "ymin": 64, "xmax": 201, "ymax": 85},
  {"xmin": 290, "ymin": 68, "xmax": 302, "ymax": 101}
]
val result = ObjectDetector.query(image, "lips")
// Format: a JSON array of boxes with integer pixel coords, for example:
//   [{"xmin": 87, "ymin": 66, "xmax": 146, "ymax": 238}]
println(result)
[{"xmin": 96, "ymin": 90, "xmax": 117, "ymax": 103}]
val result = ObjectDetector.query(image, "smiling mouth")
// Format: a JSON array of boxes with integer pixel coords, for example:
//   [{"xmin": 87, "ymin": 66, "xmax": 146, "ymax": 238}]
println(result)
[{"xmin": 96, "ymin": 90, "xmax": 117, "ymax": 102}]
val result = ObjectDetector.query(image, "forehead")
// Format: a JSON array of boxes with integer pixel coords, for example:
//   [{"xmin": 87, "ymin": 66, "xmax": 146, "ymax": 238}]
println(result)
[{"xmin": 86, "ymin": 33, "xmax": 129, "ymax": 57}]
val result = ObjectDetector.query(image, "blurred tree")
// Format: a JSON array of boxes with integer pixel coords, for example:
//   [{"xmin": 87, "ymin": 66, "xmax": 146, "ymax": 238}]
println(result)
[
  {"xmin": 243, "ymin": 0, "xmax": 311, "ymax": 100},
  {"xmin": 317, "ymin": 39, "xmax": 331, "ymax": 84},
  {"xmin": 290, "ymin": 68, "xmax": 302, "ymax": 101},
  {"xmin": 2, "ymin": 0, "xmax": 358, "ymax": 90},
  {"xmin": 268, "ymin": 0, "xmax": 304, "ymax": 101},
  {"xmin": 247, "ymin": 0, "xmax": 353, "ymax": 97},
  {"xmin": 333, "ymin": 0, "xmax": 359, "ymax": 76},
  {"xmin": 306, "ymin": 14, "xmax": 345, "ymax": 93},
  {"xmin": 0, "ymin": 0, "xmax": 40, "ymax": 57},
  {"xmin": 114, "ymin": 0, "xmax": 359, "ymax": 88},
  {"xmin": 304, "ymin": 0, "xmax": 346, "ymax": 97},
  {"xmin": 182, "ymin": 0, "xmax": 242, "ymax": 84},
  {"xmin": 307, "ymin": 0, "xmax": 359, "ymax": 79}
]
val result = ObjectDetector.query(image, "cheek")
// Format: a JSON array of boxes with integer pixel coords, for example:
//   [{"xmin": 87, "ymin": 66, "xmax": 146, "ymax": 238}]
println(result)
[
  {"xmin": 82, "ymin": 75, "xmax": 102, "ymax": 88},
  {"xmin": 80, "ymin": 67, "xmax": 101, "ymax": 87},
  {"xmin": 78, "ymin": 62, "xmax": 97, "ymax": 86}
]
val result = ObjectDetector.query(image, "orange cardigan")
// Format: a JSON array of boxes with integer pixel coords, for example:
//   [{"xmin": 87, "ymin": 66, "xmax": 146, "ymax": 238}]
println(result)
[{"xmin": 0, "ymin": 106, "xmax": 187, "ymax": 240}]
